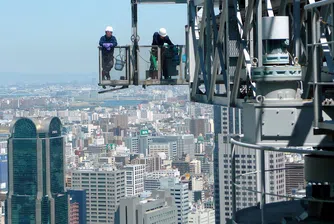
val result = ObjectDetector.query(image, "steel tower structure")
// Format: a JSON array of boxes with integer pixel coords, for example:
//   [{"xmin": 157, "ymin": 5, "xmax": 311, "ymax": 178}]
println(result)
[{"xmin": 99, "ymin": 0, "xmax": 334, "ymax": 223}]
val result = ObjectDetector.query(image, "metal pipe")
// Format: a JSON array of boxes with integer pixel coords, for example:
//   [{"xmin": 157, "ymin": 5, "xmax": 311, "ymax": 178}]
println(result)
[
  {"xmin": 158, "ymin": 47, "xmax": 162, "ymax": 80},
  {"xmin": 306, "ymin": 40, "xmax": 334, "ymax": 46},
  {"xmin": 98, "ymin": 48, "xmax": 102, "ymax": 84},
  {"xmin": 225, "ymin": 0, "xmax": 230, "ymax": 98},
  {"xmin": 304, "ymin": 0, "xmax": 334, "ymax": 11},
  {"xmin": 294, "ymin": 0, "xmax": 301, "ymax": 59},
  {"xmin": 312, "ymin": 9, "xmax": 322, "ymax": 128},
  {"xmin": 256, "ymin": 0, "xmax": 263, "ymax": 66},
  {"xmin": 230, "ymin": 138, "xmax": 334, "ymax": 156},
  {"xmin": 278, "ymin": 0, "xmax": 287, "ymax": 16},
  {"xmin": 260, "ymin": 150, "xmax": 266, "ymax": 224},
  {"xmin": 205, "ymin": 0, "xmax": 212, "ymax": 87},
  {"xmin": 131, "ymin": 0, "xmax": 139, "ymax": 85},
  {"xmin": 231, "ymin": 143, "xmax": 237, "ymax": 221}
]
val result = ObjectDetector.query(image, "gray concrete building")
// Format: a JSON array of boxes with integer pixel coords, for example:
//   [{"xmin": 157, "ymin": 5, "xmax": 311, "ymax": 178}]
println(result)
[{"xmin": 115, "ymin": 190, "xmax": 177, "ymax": 224}]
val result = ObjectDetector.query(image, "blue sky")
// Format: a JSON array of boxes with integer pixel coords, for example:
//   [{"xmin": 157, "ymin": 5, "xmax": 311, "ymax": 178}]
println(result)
[{"xmin": 0, "ymin": 0, "xmax": 187, "ymax": 78}]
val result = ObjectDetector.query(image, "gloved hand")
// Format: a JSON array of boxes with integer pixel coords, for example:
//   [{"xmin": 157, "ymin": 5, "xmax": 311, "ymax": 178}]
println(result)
[{"xmin": 102, "ymin": 43, "xmax": 113, "ymax": 48}]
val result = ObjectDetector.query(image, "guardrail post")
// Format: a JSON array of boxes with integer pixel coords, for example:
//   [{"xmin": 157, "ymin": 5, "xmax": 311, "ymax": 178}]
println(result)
[
  {"xmin": 260, "ymin": 150, "xmax": 266, "ymax": 224},
  {"xmin": 98, "ymin": 47, "xmax": 102, "ymax": 85},
  {"xmin": 231, "ymin": 142, "xmax": 236, "ymax": 221}
]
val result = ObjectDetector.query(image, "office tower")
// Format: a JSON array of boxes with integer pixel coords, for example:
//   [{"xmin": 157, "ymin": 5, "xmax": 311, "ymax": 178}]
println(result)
[
  {"xmin": 201, "ymin": 161, "xmax": 213, "ymax": 175},
  {"xmin": 115, "ymin": 190, "xmax": 177, "ymax": 224},
  {"xmin": 125, "ymin": 135, "xmax": 152, "ymax": 156},
  {"xmin": 172, "ymin": 161, "xmax": 190, "ymax": 175},
  {"xmin": 113, "ymin": 114, "xmax": 129, "ymax": 129},
  {"xmin": 214, "ymin": 107, "xmax": 286, "ymax": 223},
  {"xmin": 68, "ymin": 190, "xmax": 87, "ymax": 224},
  {"xmin": 6, "ymin": 117, "xmax": 68, "ymax": 224},
  {"xmin": 285, "ymin": 162, "xmax": 305, "ymax": 195},
  {"xmin": 146, "ymin": 156, "xmax": 162, "ymax": 172},
  {"xmin": 148, "ymin": 142, "xmax": 171, "ymax": 158},
  {"xmin": 160, "ymin": 178, "xmax": 190, "ymax": 224},
  {"xmin": 125, "ymin": 137, "xmax": 139, "ymax": 154},
  {"xmin": 189, "ymin": 118, "xmax": 209, "ymax": 137},
  {"xmin": 0, "ymin": 154, "xmax": 7, "ymax": 191},
  {"xmin": 144, "ymin": 169, "xmax": 180, "ymax": 191},
  {"xmin": 188, "ymin": 206, "xmax": 215, "ymax": 224},
  {"xmin": 150, "ymin": 137, "xmax": 177, "ymax": 159},
  {"xmin": 164, "ymin": 135, "xmax": 195, "ymax": 159},
  {"xmin": 124, "ymin": 164, "xmax": 145, "ymax": 196},
  {"xmin": 189, "ymin": 160, "xmax": 201, "ymax": 174},
  {"xmin": 71, "ymin": 169, "xmax": 126, "ymax": 223}
]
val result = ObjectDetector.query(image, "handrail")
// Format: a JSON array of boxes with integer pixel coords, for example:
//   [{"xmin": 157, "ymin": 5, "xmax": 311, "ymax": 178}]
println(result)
[
  {"xmin": 97, "ymin": 45, "xmax": 131, "ymax": 49},
  {"xmin": 230, "ymin": 138, "xmax": 334, "ymax": 157},
  {"xmin": 233, "ymin": 166, "xmax": 334, "ymax": 204},
  {"xmin": 230, "ymin": 137, "xmax": 334, "ymax": 223},
  {"xmin": 304, "ymin": 0, "xmax": 334, "ymax": 11}
]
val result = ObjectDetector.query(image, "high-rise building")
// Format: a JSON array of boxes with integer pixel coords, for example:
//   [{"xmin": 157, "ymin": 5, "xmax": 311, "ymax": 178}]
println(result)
[
  {"xmin": 189, "ymin": 118, "xmax": 209, "ymax": 137},
  {"xmin": 188, "ymin": 206, "xmax": 215, "ymax": 224},
  {"xmin": 150, "ymin": 137, "xmax": 177, "ymax": 159},
  {"xmin": 214, "ymin": 107, "xmax": 285, "ymax": 223},
  {"xmin": 125, "ymin": 135, "xmax": 152, "ymax": 156},
  {"xmin": 201, "ymin": 161, "xmax": 213, "ymax": 175},
  {"xmin": 164, "ymin": 135, "xmax": 195, "ymax": 159},
  {"xmin": 172, "ymin": 161, "xmax": 190, "ymax": 176},
  {"xmin": 146, "ymin": 156, "xmax": 162, "ymax": 172},
  {"xmin": 285, "ymin": 162, "xmax": 305, "ymax": 195},
  {"xmin": 144, "ymin": 169, "xmax": 180, "ymax": 191},
  {"xmin": 6, "ymin": 117, "xmax": 68, "ymax": 224},
  {"xmin": 68, "ymin": 189, "xmax": 87, "ymax": 224},
  {"xmin": 0, "ymin": 154, "xmax": 7, "ymax": 191},
  {"xmin": 71, "ymin": 169, "xmax": 126, "ymax": 223},
  {"xmin": 114, "ymin": 190, "xmax": 178, "ymax": 224},
  {"xmin": 113, "ymin": 115, "xmax": 128, "ymax": 129},
  {"xmin": 124, "ymin": 164, "xmax": 145, "ymax": 197},
  {"xmin": 189, "ymin": 160, "xmax": 201, "ymax": 174},
  {"xmin": 160, "ymin": 178, "xmax": 190, "ymax": 224},
  {"xmin": 148, "ymin": 142, "xmax": 171, "ymax": 158}
]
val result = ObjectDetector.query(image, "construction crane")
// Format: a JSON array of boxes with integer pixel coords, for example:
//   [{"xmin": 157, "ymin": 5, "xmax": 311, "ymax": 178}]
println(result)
[{"xmin": 98, "ymin": 0, "xmax": 334, "ymax": 223}]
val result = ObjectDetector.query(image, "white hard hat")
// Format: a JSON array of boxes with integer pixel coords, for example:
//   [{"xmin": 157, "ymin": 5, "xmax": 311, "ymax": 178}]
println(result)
[
  {"xmin": 105, "ymin": 26, "xmax": 113, "ymax": 32},
  {"xmin": 158, "ymin": 28, "xmax": 167, "ymax": 37}
]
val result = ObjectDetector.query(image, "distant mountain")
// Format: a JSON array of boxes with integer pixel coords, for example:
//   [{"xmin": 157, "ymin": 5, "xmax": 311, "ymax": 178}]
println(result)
[{"xmin": 0, "ymin": 72, "xmax": 97, "ymax": 85}]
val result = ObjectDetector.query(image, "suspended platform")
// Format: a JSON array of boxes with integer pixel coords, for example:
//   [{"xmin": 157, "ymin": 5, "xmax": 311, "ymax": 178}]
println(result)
[{"xmin": 98, "ymin": 45, "xmax": 189, "ymax": 92}]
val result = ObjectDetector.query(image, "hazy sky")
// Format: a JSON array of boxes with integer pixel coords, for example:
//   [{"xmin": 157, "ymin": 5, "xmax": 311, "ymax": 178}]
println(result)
[{"xmin": 0, "ymin": 0, "xmax": 187, "ymax": 78}]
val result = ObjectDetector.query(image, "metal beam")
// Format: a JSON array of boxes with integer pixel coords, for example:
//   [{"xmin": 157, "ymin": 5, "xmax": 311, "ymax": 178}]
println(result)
[
  {"xmin": 205, "ymin": 0, "xmax": 212, "ymax": 94},
  {"xmin": 137, "ymin": 0, "xmax": 187, "ymax": 3},
  {"xmin": 208, "ymin": 0, "xmax": 228, "ymax": 102},
  {"xmin": 190, "ymin": 0, "xmax": 208, "ymax": 100},
  {"xmin": 266, "ymin": 0, "xmax": 274, "ymax": 17},
  {"xmin": 294, "ymin": 0, "xmax": 301, "ymax": 58},
  {"xmin": 131, "ymin": 0, "xmax": 139, "ymax": 85},
  {"xmin": 312, "ymin": 9, "xmax": 323, "ymax": 128},
  {"xmin": 278, "ymin": 0, "xmax": 287, "ymax": 16},
  {"xmin": 305, "ymin": 0, "xmax": 334, "ymax": 11},
  {"xmin": 230, "ymin": 0, "xmax": 255, "ymax": 106}
]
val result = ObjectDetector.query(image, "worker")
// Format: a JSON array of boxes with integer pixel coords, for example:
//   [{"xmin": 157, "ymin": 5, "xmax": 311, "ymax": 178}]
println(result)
[
  {"xmin": 152, "ymin": 28, "xmax": 174, "ymax": 46},
  {"xmin": 99, "ymin": 26, "xmax": 118, "ymax": 81},
  {"xmin": 150, "ymin": 28, "xmax": 174, "ymax": 79}
]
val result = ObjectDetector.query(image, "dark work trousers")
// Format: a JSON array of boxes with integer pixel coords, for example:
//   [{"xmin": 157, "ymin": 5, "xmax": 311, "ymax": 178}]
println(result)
[
  {"xmin": 102, "ymin": 52, "xmax": 114, "ymax": 80},
  {"xmin": 150, "ymin": 48, "xmax": 168, "ymax": 79}
]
